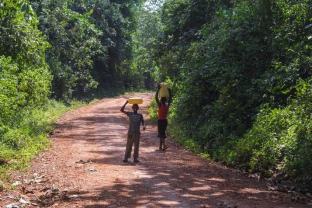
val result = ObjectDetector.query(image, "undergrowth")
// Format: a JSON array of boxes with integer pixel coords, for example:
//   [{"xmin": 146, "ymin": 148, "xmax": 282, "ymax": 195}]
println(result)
[{"xmin": 0, "ymin": 100, "xmax": 84, "ymax": 180}]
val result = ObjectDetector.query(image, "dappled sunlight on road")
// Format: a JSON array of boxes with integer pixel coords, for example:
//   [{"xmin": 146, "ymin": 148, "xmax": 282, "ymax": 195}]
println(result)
[{"xmin": 2, "ymin": 93, "xmax": 309, "ymax": 208}]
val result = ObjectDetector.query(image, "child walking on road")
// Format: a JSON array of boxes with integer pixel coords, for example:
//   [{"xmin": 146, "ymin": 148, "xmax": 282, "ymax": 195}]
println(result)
[
  {"xmin": 155, "ymin": 85, "xmax": 172, "ymax": 151},
  {"xmin": 120, "ymin": 101, "xmax": 145, "ymax": 163}
]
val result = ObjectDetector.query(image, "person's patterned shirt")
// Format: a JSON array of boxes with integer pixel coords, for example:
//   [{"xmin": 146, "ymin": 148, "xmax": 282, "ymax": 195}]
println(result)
[{"xmin": 126, "ymin": 112, "xmax": 143, "ymax": 134}]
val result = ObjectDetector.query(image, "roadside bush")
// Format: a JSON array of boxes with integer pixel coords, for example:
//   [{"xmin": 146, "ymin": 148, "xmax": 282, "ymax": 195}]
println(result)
[
  {"xmin": 221, "ymin": 80, "xmax": 312, "ymax": 183},
  {"xmin": 0, "ymin": 0, "xmax": 51, "ymax": 125},
  {"xmin": 0, "ymin": 57, "xmax": 21, "ymax": 127},
  {"xmin": 0, "ymin": 100, "xmax": 83, "ymax": 178}
]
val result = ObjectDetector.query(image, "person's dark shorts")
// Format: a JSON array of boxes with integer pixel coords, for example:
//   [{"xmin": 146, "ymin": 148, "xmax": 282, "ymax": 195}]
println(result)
[{"xmin": 158, "ymin": 119, "xmax": 168, "ymax": 138}]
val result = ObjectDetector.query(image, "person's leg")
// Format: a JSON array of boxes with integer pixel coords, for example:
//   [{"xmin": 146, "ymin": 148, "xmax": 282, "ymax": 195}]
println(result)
[
  {"xmin": 160, "ymin": 137, "xmax": 165, "ymax": 150},
  {"xmin": 159, "ymin": 139, "xmax": 163, "ymax": 150},
  {"xmin": 158, "ymin": 120, "xmax": 163, "ymax": 150},
  {"xmin": 133, "ymin": 134, "xmax": 140, "ymax": 162},
  {"xmin": 157, "ymin": 119, "xmax": 161, "ymax": 137},
  {"xmin": 124, "ymin": 134, "xmax": 134, "ymax": 162},
  {"xmin": 159, "ymin": 119, "xmax": 167, "ymax": 150},
  {"xmin": 162, "ymin": 119, "xmax": 168, "ymax": 150}
]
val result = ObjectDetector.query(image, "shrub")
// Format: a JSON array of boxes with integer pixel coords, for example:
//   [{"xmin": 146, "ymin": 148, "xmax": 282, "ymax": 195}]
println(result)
[
  {"xmin": 0, "ymin": 99, "xmax": 83, "ymax": 179},
  {"xmin": 228, "ymin": 80, "xmax": 312, "ymax": 181}
]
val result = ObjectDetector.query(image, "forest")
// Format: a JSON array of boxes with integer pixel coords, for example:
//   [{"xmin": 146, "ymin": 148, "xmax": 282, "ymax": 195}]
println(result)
[
  {"xmin": 142, "ymin": 0, "xmax": 311, "ymax": 190},
  {"xmin": 1, "ymin": 0, "xmax": 311, "ymax": 191}
]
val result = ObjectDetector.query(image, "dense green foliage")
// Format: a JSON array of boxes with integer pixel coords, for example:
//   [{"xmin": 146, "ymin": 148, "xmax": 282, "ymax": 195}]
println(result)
[
  {"xmin": 0, "ymin": 0, "xmax": 51, "ymax": 120},
  {"xmin": 30, "ymin": 0, "xmax": 144, "ymax": 100},
  {"xmin": 226, "ymin": 82, "xmax": 312, "ymax": 179},
  {"xmin": 137, "ymin": 0, "xmax": 312, "ymax": 188},
  {"xmin": 131, "ymin": 7, "xmax": 163, "ymax": 87},
  {"xmin": 31, "ymin": 0, "xmax": 103, "ymax": 100},
  {"xmin": 0, "ymin": 0, "xmax": 51, "ymax": 149},
  {"xmin": 0, "ymin": 100, "xmax": 84, "ymax": 178}
]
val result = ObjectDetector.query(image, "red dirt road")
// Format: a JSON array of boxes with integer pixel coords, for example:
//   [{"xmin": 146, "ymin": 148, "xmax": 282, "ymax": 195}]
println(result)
[{"xmin": 1, "ymin": 93, "xmax": 311, "ymax": 208}]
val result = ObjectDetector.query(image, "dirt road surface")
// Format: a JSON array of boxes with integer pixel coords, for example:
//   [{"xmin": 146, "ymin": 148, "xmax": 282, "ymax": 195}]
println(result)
[{"xmin": 1, "ymin": 93, "xmax": 311, "ymax": 208}]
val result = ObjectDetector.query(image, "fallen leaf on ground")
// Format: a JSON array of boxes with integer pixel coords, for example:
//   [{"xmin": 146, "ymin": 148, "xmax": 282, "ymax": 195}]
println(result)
[
  {"xmin": 5, "ymin": 203, "xmax": 20, "ymax": 208},
  {"xmin": 12, "ymin": 181, "xmax": 22, "ymax": 187}
]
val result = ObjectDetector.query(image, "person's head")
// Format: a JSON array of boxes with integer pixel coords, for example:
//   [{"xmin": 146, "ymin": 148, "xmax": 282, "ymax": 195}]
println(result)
[
  {"xmin": 160, "ymin": 97, "xmax": 167, "ymax": 104},
  {"xmin": 132, "ymin": 104, "xmax": 139, "ymax": 113}
]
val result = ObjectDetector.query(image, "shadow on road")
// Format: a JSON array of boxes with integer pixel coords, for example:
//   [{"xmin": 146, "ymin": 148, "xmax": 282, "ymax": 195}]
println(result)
[{"xmin": 49, "ymin": 95, "xmax": 307, "ymax": 208}]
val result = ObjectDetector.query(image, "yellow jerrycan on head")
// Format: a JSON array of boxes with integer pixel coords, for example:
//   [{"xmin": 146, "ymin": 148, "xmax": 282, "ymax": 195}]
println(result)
[
  {"xmin": 128, "ymin": 98, "xmax": 143, "ymax": 105},
  {"xmin": 159, "ymin": 82, "xmax": 170, "ymax": 99}
]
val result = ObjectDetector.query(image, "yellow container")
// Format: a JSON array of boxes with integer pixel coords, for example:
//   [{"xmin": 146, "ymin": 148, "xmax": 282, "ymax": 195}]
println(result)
[
  {"xmin": 159, "ymin": 83, "xmax": 169, "ymax": 99},
  {"xmin": 128, "ymin": 98, "xmax": 143, "ymax": 105}
]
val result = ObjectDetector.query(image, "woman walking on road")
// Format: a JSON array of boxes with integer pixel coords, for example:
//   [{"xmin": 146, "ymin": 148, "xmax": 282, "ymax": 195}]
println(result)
[{"xmin": 155, "ymin": 84, "xmax": 172, "ymax": 151}]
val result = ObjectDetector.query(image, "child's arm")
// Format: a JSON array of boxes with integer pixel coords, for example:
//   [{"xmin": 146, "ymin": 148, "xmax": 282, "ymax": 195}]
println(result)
[
  {"xmin": 141, "ymin": 115, "xmax": 146, "ymax": 131},
  {"xmin": 120, "ymin": 101, "xmax": 128, "ymax": 114},
  {"xmin": 155, "ymin": 85, "xmax": 160, "ymax": 106}
]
